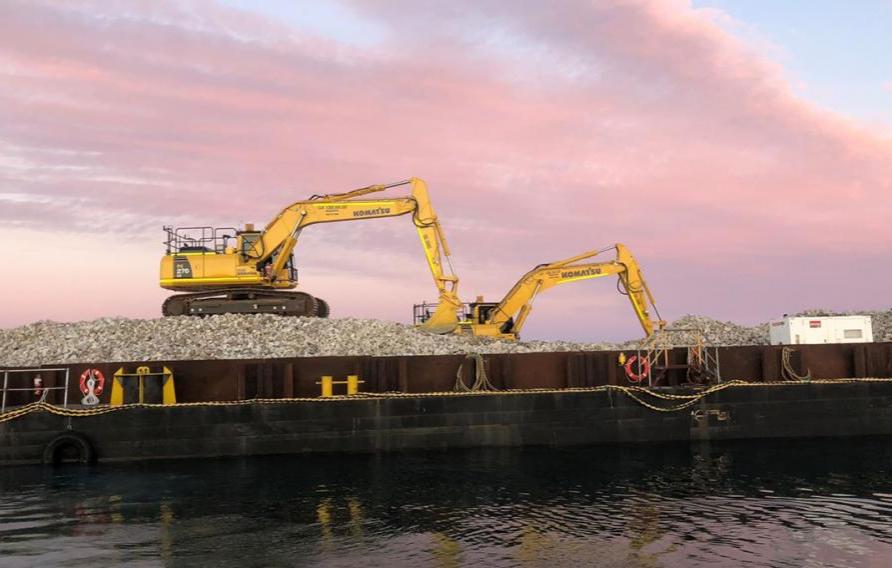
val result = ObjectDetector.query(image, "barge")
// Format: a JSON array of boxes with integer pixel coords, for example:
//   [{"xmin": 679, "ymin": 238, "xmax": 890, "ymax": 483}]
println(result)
[{"xmin": 2, "ymin": 342, "xmax": 892, "ymax": 465}]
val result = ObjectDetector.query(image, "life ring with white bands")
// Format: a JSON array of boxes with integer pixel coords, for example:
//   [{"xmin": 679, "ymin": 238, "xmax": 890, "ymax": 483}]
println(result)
[
  {"xmin": 79, "ymin": 369, "xmax": 105, "ymax": 395},
  {"xmin": 623, "ymin": 355, "xmax": 650, "ymax": 383}
]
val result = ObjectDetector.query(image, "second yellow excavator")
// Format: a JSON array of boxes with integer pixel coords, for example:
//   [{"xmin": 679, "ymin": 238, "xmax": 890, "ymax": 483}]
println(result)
[{"xmin": 415, "ymin": 244, "xmax": 663, "ymax": 340}]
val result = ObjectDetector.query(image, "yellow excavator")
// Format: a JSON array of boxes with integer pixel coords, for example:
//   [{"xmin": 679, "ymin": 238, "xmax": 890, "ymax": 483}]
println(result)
[
  {"xmin": 415, "ymin": 244, "xmax": 663, "ymax": 339},
  {"xmin": 161, "ymin": 176, "xmax": 661, "ymax": 340},
  {"xmin": 160, "ymin": 178, "xmax": 462, "ymax": 332}
]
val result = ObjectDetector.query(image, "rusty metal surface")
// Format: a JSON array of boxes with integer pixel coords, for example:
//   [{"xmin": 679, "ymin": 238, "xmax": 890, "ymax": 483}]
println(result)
[{"xmin": 4, "ymin": 342, "xmax": 892, "ymax": 405}]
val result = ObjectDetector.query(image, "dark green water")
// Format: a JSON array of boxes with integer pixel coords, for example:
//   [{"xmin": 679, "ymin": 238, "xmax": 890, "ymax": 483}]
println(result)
[{"xmin": 3, "ymin": 440, "xmax": 892, "ymax": 567}]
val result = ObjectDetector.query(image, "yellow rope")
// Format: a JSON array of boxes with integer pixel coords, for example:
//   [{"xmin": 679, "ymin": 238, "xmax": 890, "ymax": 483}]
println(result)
[
  {"xmin": 781, "ymin": 346, "xmax": 813, "ymax": 381},
  {"xmin": 454, "ymin": 353, "xmax": 499, "ymax": 392},
  {"xmin": 2, "ymin": 377, "xmax": 892, "ymax": 423}
]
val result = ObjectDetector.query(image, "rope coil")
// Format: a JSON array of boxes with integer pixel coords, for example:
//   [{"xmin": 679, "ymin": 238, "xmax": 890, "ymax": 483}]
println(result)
[
  {"xmin": 781, "ymin": 347, "xmax": 813, "ymax": 381},
  {"xmin": 454, "ymin": 354, "xmax": 499, "ymax": 392}
]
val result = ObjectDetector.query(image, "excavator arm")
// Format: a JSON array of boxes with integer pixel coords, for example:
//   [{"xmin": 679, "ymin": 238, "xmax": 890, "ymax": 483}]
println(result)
[
  {"xmin": 470, "ymin": 244, "xmax": 662, "ymax": 339},
  {"xmin": 254, "ymin": 178, "xmax": 462, "ymax": 332}
]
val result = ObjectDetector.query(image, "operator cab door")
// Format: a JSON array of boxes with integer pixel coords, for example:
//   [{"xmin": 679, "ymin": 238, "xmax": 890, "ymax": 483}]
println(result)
[
  {"xmin": 234, "ymin": 231, "xmax": 263, "ymax": 277},
  {"xmin": 238, "ymin": 232, "xmax": 262, "ymax": 259}
]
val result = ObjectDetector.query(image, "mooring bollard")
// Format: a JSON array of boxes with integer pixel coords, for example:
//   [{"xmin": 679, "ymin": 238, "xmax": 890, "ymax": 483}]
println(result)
[
  {"xmin": 317, "ymin": 376, "xmax": 334, "ymax": 398},
  {"xmin": 111, "ymin": 366, "xmax": 176, "ymax": 406},
  {"xmin": 316, "ymin": 375, "xmax": 364, "ymax": 397}
]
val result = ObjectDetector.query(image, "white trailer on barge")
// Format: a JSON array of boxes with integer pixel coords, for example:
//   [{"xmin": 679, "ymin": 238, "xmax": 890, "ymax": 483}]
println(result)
[{"xmin": 769, "ymin": 315, "xmax": 873, "ymax": 345}]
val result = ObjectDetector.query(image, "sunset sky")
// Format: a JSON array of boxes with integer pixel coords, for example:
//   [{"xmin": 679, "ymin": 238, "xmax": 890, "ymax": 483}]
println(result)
[{"xmin": 1, "ymin": 0, "xmax": 890, "ymax": 341}]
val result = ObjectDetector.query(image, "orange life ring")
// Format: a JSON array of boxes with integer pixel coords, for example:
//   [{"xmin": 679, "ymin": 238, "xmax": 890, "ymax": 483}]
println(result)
[
  {"xmin": 624, "ymin": 356, "xmax": 650, "ymax": 383},
  {"xmin": 79, "ymin": 369, "xmax": 105, "ymax": 395}
]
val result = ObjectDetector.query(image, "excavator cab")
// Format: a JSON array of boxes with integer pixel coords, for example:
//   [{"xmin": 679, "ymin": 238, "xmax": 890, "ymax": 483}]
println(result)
[
  {"xmin": 236, "ymin": 225, "xmax": 263, "ymax": 260},
  {"xmin": 463, "ymin": 299, "xmax": 515, "ymax": 335},
  {"xmin": 467, "ymin": 297, "xmax": 500, "ymax": 324},
  {"xmin": 414, "ymin": 298, "xmax": 512, "ymax": 335}
]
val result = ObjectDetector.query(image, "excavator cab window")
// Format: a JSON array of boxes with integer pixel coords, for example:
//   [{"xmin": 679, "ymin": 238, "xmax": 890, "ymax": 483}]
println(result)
[
  {"xmin": 470, "ymin": 302, "xmax": 500, "ymax": 324},
  {"xmin": 239, "ymin": 233, "xmax": 262, "ymax": 259}
]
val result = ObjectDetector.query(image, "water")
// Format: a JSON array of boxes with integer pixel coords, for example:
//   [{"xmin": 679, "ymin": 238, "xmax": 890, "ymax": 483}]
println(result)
[{"xmin": 3, "ymin": 440, "xmax": 892, "ymax": 567}]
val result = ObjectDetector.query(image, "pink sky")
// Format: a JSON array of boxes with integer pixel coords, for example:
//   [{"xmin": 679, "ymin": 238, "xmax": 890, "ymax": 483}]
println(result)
[{"xmin": 1, "ymin": 0, "xmax": 890, "ymax": 341}]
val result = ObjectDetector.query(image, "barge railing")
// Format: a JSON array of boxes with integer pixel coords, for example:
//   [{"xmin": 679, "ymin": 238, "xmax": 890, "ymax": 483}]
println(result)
[{"xmin": 1, "ymin": 368, "xmax": 70, "ymax": 413}]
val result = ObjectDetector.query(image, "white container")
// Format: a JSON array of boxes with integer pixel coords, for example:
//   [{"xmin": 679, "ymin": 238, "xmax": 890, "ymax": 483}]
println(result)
[{"xmin": 769, "ymin": 315, "xmax": 873, "ymax": 345}]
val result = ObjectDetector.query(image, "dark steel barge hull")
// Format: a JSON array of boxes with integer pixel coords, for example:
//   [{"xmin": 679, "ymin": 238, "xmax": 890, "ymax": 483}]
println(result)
[
  {"xmin": 3, "ymin": 342, "xmax": 892, "ymax": 465},
  {"xmin": 4, "ymin": 379, "xmax": 892, "ymax": 465}
]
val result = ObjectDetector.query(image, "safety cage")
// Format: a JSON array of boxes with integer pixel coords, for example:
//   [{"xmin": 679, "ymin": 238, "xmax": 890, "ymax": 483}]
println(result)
[{"xmin": 164, "ymin": 226, "xmax": 240, "ymax": 255}]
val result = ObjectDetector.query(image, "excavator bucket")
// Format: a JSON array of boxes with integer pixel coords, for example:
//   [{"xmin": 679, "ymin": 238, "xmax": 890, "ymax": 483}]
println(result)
[{"xmin": 418, "ymin": 300, "xmax": 460, "ymax": 334}]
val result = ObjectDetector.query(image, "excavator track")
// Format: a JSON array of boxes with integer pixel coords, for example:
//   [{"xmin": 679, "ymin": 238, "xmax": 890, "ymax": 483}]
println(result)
[{"xmin": 162, "ymin": 288, "xmax": 329, "ymax": 318}]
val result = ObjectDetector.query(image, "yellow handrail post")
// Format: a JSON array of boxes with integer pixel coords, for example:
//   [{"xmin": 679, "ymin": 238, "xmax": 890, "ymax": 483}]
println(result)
[
  {"xmin": 111, "ymin": 368, "xmax": 124, "ymax": 407},
  {"xmin": 162, "ymin": 366, "xmax": 176, "ymax": 405},
  {"xmin": 316, "ymin": 375, "xmax": 364, "ymax": 397},
  {"xmin": 318, "ymin": 376, "xmax": 333, "ymax": 398},
  {"xmin": 347, "ymin": 375, "xmax": 360, "ymax": 396},
  {"xmin": 136, "ymin": 366, "xmax": 150, "ymax": 404}
]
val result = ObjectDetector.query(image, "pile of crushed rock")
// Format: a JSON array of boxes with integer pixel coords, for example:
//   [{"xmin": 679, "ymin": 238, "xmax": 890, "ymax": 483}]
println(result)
[
  {"xmin": 0, "ymin": 310, "xmax": 889, "ymax": 367},
  {"xmin": 665, "ymin": 310, "xmax": 892, "ymax": 346},
  {"xmin": 0, "ymin": 315, "xmax": 613, "ymax": 367}
]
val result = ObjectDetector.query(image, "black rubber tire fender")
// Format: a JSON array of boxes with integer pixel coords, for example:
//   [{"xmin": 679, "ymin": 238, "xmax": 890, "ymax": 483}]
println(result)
[{"xmin": 42, "ymin": 431, "xmax": 96, "ymax": 465}]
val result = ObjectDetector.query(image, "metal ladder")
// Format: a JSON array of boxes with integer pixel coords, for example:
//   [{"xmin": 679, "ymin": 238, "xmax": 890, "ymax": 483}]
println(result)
[{"xmin": 636, "ymin": 327, "xmax": 721, "ymax": 386}]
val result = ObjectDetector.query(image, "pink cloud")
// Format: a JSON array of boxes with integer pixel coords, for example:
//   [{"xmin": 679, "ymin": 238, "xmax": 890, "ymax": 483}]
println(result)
[{"xmin": 0, "ymin": 0, "xmax": 890, "ymax": 339}]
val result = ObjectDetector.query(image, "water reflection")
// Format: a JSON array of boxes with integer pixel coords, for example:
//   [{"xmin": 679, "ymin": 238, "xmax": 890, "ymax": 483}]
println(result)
[{"xmin": 2, "ymin": 439, "xmax": 892, "ymax": 567}]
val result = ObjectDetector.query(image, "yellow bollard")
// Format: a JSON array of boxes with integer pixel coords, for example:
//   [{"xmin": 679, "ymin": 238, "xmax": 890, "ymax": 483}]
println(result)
[
  {"xmin": 319, "ymin": 376, "xmax": 333, "ymax": 398},
  {"xmin": 110, "ymin": 366, "xmax": 177, "ymax": 405},
  {"xmin": 347, "ymin": 375, "xmax": 360, "ymax": 396},
  {"xmin": 316, "ymin": 375, "xmax": 363, "ymax": 397}
]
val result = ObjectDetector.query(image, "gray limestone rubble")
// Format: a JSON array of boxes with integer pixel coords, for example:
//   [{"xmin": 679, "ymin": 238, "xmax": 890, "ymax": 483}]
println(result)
[{"xmin": 0, "ymin": 310, "xmax": 889, "ymax": 366}]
